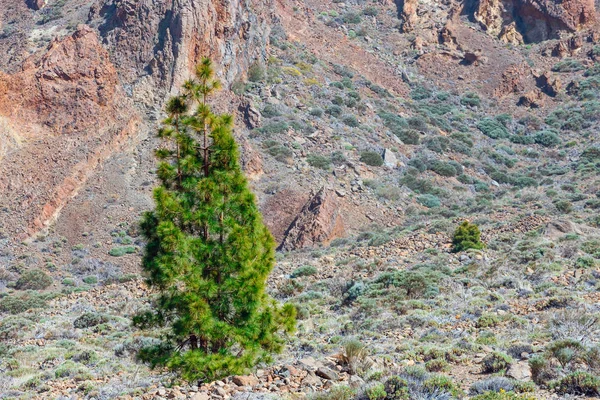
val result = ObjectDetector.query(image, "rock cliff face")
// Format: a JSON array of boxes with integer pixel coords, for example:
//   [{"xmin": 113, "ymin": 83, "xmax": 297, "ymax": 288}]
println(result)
[
  {"xmin": 0, "ymin": 25, "xmax": 140, "ymax": 238},
  {"xmin": 88, "ymin": 0, "xmax": 271, "ymax": 105},
  {"xmin": 0, "ymin": 0, "xmax": 272, "ymax": 239},
  {"xmin": 471, "ymin": 0, "xmax": 596, "ymax": 42}
]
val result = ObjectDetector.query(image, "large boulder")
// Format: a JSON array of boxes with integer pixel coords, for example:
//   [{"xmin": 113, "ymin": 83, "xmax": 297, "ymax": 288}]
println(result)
[{"xmin": 277, "ymin": 188, "xmax": 346, "ymax": 251}]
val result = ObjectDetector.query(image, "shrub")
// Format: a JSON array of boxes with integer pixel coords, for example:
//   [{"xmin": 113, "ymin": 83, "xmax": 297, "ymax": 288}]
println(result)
[
  {"xmin": 534, "ymin": 130, "xmax": 561, "ymax": 147},
  {"xmin": 0, "ymin": 292, "xmax": 52, "ymax": 314},
  {"xmin": 262, "ymin": 104, "xmax": 281, "ymax": 118},
  {"xmin": 411, "ymin": 85, "xmax": 433, "ymax": 100},
  {"xmin": 461, "ymin": 92, "xmax": 481, "ymax": 107},
  {"xmin": 73, "ymin": 312, "xmax": 108, "ymax": 329},
  {"xmin": 256, "ymin": 121, "xmax": 289, "ymax": 135},
  {"xmin": 550, "ymin": 371, "xmax": 600, "ymax": 395},
  {"xmin": 363, "ymin": 6, "xmax": 379, "ymax": 16},
  {"xmin": 360, "ymin": 151, "xmax": 384, "ymax": 167},
  {"xmin": 326, "ymin": 105, "xmax": 343, "ymax": 117},
  {"xmin": 428, "ymin": 160, "xmax": 458, "ymax": 177},
  {"xmin": 477, "ymin": 314, "xmax": 501, "ymax": 328},
  {"xmin": 425, "ymin": 359, "xmax": 450, "ymax": 372},
  {"xmin": 0, "ymin": 316, "xmax": 33, "ymax": 340},
  {"xmin": 290, "ymin": 265, "xmax": 318, "ymax": 278},
  {"xmin": 424, "ymin": 136, "xmax": 449, "ymax": 153},
  {"xmin": 477, "ymin": 118, "xmax": 510, "ymax": 139},
  {"xmin": 423, "ymin": 374, "xmax": 464, "ymax": 397},
  {"xmin": 342, "ymin": 115, "xmax": 360, "ymax": 127},
  {"xmin": 452, "ymin": 221, "xmax": 484, "ymax": 252},
  {"xmin": 417, "ymin": 194, "xmax": 441, "ymax": 208},
  {"xmin": 365, "ymin": 383, "xmax": 387, "ymax": 400},
  {"xmin": 407, "ymin": 116, "xmax": 428, "ymax": 131},
  {"xmin": 108, "ymin": 246, "xmax": 137, "ymax": 257},
  {"xmin": 482, "ymin": 352, "xmax": 513, "ymax": 373},
  {"xmin": 472, "ymin": 392, "xmax": 536, "ymax": 400},
  {"xmin": 554, "ymin": 200, "xmax": 573, "ymax": 213},
  {"xmin": 247, "ymin": 62, "xmax": 266, "ymax": 82},
  {"xmin": 552, "ymin": 59, "xmax": 584, "ymax": 72},
  {"xmin": 309, "ymin": 107, "xmax": 323, "ymax": 117},
  {"xmin": 470, "ymin": 377, "xmax": 515, "ymax": 394},
  {"xmin": 397, "ymin": 129, "xmax": 421, "ymax": 145},
  {"xmin": 342, "ymin": 12, "xmax": 362, "ymax": 24},
  {"xmin": 15, "ymin": 269, "xmax": 53, "ymax": 290},
  {"xmin": 311, "ymin": 385, "xmax": 355, "ymax": 400},
  {"xmin": 307, "ymin": 154, "xmax": 331, "ymax": 169}
]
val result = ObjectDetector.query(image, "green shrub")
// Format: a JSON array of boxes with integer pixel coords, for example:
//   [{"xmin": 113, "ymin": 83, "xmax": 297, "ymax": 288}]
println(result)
[
  {"xmin": 472, "ymin": 392, "xmax": 536, "ymax": 400},
  {"xmin": 452, "ymin": 221, "xmax": 484, "ymax": 252},
  {"xmin": 247, "ymin": 62, "xmax": 266, "ymax": 82},
  {"xmin": 342, "ymin": 115, "xmax": 360, "ymax": 127},
  {"xmin": 410, "ymin": 85, "xmax": 432, "ymax": 100},
  {"xmin": 15, "ymin": 269, "xmax": 53, "ymax": 290},
  {"xmin": 365, "ymin": 383, "xmax": 387, "ymax": 400},
  {"xmin": 362, "ymin": 6, "xmax": 379, "ymax": 16},
  {"xmin": 0, "ymin": 292, "xmax": 53, "ymax": 314},
  {"xmin": 73, "ymin": 312, "xmax": 108, "ymax": 329},
  {"xmin": 108, "ymin": 246, "xmax": 137, "ymax": 257},
  {"xmin": 461, "ymin": 92, "xmax": 481, "ymax": 107},
  {"xmin": 360, "ymin": 151, "xmax": 384, "ymax": 167},
  {"xmin": 423, "ymin": 375, "xmax": 464, "ymax": 397},
  {"xmin": 326, "ymin": 105, "xmax": 343, "ymax": 117},
  {"xmin": 550, "ymin": 371, "xmax": 600, "ymax": 395},
  {"xmin": 428, "ymin": 160, "xmax": 458, "ymax": 177},
  {"xmin": 0, "ymin": 316, "xmax": 33, "ymax": 340},
  {"xmin": 342, "ymin": 12, "xmax": 362, "ymax": 24},
  {"xmin": 262, "ymin": 104, "xmax": 281, "ymax": 118},
  {"xmin": 256, "ymin": 121, "xmax": 289, "ymax": 135},
  {"xmin": 554, "ymin": 200, "xmax": 573, "ymax": 214},
  {"xmin": 552, "ymin": 59, "xmax": 584, "ymax": 72},
  {"xmin": 397, "ymin": 129, "xmax": 421, "ymax": 145},
  {"xmin": 307, "ymin": 154, "xmax": 331, "ymax": 169},
  {"xmin": 309, "ymin": 107, "xmax": 323, "ymax": 117},
  {"xmin": 477, "ymin": 314, "xmax": 501, "ymax": 328},
  {"xmin": 424, "ymin": 136, "xmax": 449, "ymax": 153},
  {"xmin": 290, "ymin": 265, "xmax": 318, "ymax": 278},
  {"xmin": 62, "ymin": 278, "xmax": 75, "ymax": 287},
  {"xmin": 417, "ymin": 194, "xmax": 441, "ymax": 208},
  {"xmin": 482, "ymin": 352, "xmax": 513, "ymax": 373},
  {"xmin": 425, "ymin": 359, "xmax": 450, "ymax": 372},
  {"xmin": 310, "ymin": 385, "xmax": 355, "ymax": 400},
  {"xmin": 478, "ymin": 118, "xmax": 510, "ymax": 139},
  {"xmin": 534, "ymin": 130, "xmax": 561, "ymax": 147}
]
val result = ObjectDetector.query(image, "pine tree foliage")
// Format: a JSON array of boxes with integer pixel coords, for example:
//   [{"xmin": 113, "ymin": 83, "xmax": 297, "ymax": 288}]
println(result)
[
  {"xmin": 133, "ymin": 58, "xmax": 296, "ymax": 382},
  {"xmin": 452, "ymin": 221, "xmax": 484, "ymax": 253}
]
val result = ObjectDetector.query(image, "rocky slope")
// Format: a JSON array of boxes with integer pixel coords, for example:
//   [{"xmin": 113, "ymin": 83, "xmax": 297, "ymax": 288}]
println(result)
[{"xmin": 1, "ymin": 0, "xmax": 600, "ymax": 398}]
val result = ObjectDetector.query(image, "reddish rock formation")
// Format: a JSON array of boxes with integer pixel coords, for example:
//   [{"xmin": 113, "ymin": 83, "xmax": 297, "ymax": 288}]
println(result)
[
  {"xmin": 536, "ymin": 71, "xmax": 562, "ymax": 96},
  {"xmin": 278, "ymin": 188, "xmax": 346, "ymax": 251},
  {"xmin": 494, "ymin": 64, "xmax": 528, "ymax": 97},
  {"xmin": 262, "ymin": 189, "xmax": 310, "ymax": 244},
  {"xmin": 0, "ymin": 25, "xmax": 140, "ymax": 238},
  {"xmin": 473, "ymin": 0, "xmax": 596, "ymax": 42},
  {"xmin": 518, "ymin": 90, "xmax": 544, "ymax": 107}
]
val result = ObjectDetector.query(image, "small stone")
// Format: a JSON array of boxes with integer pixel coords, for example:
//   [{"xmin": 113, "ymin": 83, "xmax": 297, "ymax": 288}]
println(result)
[{"xmin": 232, "ymin": 375, "xmax": 259, "ymax": 387}]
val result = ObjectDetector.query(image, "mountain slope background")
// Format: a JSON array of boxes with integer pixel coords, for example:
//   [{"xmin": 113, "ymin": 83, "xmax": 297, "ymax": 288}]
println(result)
[{"xmin": 1, "ymin": 0, "xmax": 600, "ymax": 398}]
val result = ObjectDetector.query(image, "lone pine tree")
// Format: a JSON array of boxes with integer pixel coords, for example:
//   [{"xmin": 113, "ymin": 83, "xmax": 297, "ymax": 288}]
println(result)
[{"xmin": 133, "ymin": 58, "xmax": 296, "ymax": 382}]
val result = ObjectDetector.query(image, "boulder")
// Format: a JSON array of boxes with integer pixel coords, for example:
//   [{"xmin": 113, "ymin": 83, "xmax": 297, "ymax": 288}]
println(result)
[
  {"xmin": 232, "ymin": 375, "xmax": 259, "ymax": 387},
  {"xmin": 507, "ymin": 361, "xmax": 532, "ymax": 381},
  {"xmin": 382, "ymin": 148, "xmax": 398, "ymax": 168},
  {"xmin": 315, "ymin": 367, "xmax": 339, "ymax": 381},
  {"xmin": 277, "ymin": 188, "xmax": 346, "ymax": 251}
]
